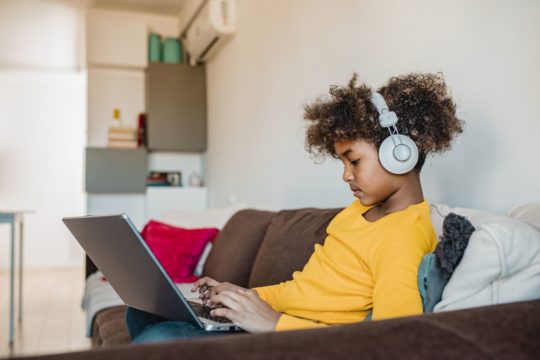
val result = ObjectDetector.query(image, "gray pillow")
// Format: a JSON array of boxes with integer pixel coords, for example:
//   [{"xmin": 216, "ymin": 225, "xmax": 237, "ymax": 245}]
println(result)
[{"xmin": 418, "ymin": 213, "xmax": 475, "ymax": 313}]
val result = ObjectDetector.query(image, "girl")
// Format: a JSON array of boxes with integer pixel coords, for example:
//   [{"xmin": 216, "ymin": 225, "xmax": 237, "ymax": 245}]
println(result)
[{"xmin": 127, "ymin": 72, "xmax": 463, "ymax": 342}]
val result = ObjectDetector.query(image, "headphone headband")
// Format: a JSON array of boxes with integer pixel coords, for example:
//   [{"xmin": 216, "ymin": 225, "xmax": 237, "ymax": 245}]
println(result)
[
  {"xmin": 369, "ymin": 92, "xmax": 419, "ymax": 174},
  {"xmin": 370, "ymin": 92, "xmax": 398, "ymax": 128}
]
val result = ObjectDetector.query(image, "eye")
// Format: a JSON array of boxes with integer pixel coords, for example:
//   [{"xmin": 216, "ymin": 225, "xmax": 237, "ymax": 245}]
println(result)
[{"xmin": 350, "ymin": 159, "xmax": 359, "ymax": 166}]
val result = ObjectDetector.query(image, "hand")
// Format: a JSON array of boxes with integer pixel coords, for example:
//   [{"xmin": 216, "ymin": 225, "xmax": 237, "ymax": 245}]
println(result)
[
  {"xmin": 191, "ymin": 277, "xmax": 248, "ymax": 306},
  {"xmin": 209, "ymin": 288, "xmax": 281, "ymax": 333},
  {"xmin": 191, "ymin": 276, "xmax": 220, "ymax": 304}
]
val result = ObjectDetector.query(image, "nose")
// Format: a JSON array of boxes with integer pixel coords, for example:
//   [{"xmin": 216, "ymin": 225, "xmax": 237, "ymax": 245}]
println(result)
[{"xmin": 342, "ymin": 165, "xmax": 353, "ymax": 183}]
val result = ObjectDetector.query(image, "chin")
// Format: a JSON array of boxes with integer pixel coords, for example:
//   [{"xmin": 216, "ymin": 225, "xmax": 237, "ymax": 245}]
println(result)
[
  {"xmin": 355, "ymin": 195, "xmax": 369, "ymax": 206},
  {"xmin": 356, "ymin": 196, "xmax": 377, "ymax": 207}
]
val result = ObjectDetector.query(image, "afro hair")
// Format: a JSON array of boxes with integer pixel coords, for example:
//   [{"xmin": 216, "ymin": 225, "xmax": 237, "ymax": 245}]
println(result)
[{"xmin": 304, "ymin": 73, "xmax": 464, "ymax": 172}]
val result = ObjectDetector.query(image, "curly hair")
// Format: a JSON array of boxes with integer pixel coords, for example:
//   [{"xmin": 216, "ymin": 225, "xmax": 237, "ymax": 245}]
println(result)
[{"xmin": 304, "ymin": 73, "xmax": 464, "ymax": 172}]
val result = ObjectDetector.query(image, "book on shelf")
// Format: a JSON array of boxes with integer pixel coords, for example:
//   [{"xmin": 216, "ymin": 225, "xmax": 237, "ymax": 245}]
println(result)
[
  {"xmin": 108, "ymin": 126, "xmax": 137, "ymax": 140},
  {"xmin": 107, "ymin": 125, "xmax": 138, "ymax": 149},
  {"xmin": 107, "ymin": 139, "xmax": 138, "ymax": 149},
  {"xmin": 108, "ymin": 132, "xmax": 138, "ymax": 141},
  {"xmin": 109, "ymin": 125, "xmax": 137, "ymax": 134}
]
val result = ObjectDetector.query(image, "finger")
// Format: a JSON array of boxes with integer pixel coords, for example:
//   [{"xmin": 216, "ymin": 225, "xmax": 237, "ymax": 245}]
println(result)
[
  {"xmin": 199, "ymin": 287, "xmax": 210, "ymax": 299},
  {"xmin": 192, "ymin": 278, "xmax": 208, "ymax": 292},
  {"xmin": 211, "ymin": 290, "xmax": 245, "ymax": 312},
  {"xmin": 209, "ymin": 282, "xmax": 229, "ymax": 298},
  {"xmin": 194, "ymin": 277, "xmax": 220, "ymax": 291},
  {"xmin": 210, "ymin": 307, "xmax": 238, "ymax": 322},
  {"xmin": 199, "ymin": 285, "xmax": 213, "ymax": 297},
  {"xmin": 202, "ymin": 290, "xmax": 214, "ymax": 305}
]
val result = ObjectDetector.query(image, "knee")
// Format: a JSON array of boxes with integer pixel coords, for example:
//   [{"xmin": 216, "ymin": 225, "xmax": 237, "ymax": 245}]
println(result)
[
  {"xmin": 125, "ymin": 307, "xmax": 158, "ymax": 341},
  {"xmin": 132, "ymin": 321, "xmax": 203, "ymax": 344}
]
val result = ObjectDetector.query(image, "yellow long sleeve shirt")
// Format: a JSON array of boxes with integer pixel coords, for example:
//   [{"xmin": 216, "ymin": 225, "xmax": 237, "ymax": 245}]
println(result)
[{"xmin": 254, "ymin": 199, "xmax": 436, "ymax": 331}]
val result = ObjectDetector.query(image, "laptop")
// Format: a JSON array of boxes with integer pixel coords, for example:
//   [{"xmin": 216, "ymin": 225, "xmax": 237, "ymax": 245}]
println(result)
[{"xmin": 63, "ymin": 213, "xmax": 242, "ymax": 332}]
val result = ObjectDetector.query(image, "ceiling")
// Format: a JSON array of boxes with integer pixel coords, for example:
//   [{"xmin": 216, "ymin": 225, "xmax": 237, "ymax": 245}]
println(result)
[{"xmin": 90, "ymin": 0, "xmax": 189, "ymax": 15}]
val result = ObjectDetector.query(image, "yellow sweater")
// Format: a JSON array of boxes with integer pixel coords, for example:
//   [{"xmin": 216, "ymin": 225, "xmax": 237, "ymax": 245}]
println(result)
[{"xmin": 254, "ymin": 199, "xmax": 436, "ymax": 331}]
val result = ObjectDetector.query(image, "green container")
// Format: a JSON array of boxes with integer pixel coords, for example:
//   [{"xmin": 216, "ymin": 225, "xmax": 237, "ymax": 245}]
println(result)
[
  {"xmin": 148, "ymin": 33, "xmax": 162, "ymax": 63},
  {"xmin": 162, "ymin": 37, "xmax": 183, "ymax": 64}
]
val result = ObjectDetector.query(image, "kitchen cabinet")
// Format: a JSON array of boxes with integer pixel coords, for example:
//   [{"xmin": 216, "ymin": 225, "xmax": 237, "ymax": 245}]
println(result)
[
  {"xmin": 146, "ymin": 63, "xmax": 207, "ymax": 152},
  {"xmin": 85, "ymin": 148, "xmax": 148, "ymax": 193},
  {"xmin": 87, "ymin": 12, "xmax": 148, "ymax": 68}
]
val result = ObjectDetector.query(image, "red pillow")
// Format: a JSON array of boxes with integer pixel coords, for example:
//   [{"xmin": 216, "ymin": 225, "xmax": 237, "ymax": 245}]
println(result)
[{"xmin": 141, "ymin": 220, "xmax": 219, "ymax": 283}]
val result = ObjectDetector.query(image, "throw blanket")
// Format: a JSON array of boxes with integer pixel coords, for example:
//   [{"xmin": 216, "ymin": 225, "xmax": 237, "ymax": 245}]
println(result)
[
  {"xmin": 81, "ymin": 272, "xmax": 124, "ymax": 336},
  {"xmin": 82, "ymin": 272, "xmax": 200, "ymax": 336}
]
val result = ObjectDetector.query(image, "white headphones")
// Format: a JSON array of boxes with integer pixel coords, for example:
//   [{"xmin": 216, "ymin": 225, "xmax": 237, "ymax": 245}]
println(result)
[{"xmin": 370, "ymin": 92, "xmax": 419, "ymax": 174}]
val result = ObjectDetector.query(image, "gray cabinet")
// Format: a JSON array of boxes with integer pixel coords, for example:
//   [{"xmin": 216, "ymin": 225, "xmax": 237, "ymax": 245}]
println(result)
[
  {"xmin": 146, "ymin": 63, "xmax": 207, "ymax": 152},
  {"xmin": 85, "ymin": 148, "xmax": 147, "ymax": 193}
]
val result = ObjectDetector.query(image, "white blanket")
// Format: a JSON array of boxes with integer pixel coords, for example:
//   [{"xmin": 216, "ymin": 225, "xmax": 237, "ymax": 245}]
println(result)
[
  {"xmin": 81, "ymin": 271, "xmax": 199, "ymax": 336},
  {"xmin": 81, "ymin": 272, "xmax": 124, "ymax": 336},
  {"xmin": 430, "ymin": 204, "xmax": 540, "ymax": 312}
]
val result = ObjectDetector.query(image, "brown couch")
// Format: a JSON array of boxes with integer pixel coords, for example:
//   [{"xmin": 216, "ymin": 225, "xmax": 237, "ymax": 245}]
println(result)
[{"xmin": 18, "ymin": 208, "xmax": 540, "ymax": 359}]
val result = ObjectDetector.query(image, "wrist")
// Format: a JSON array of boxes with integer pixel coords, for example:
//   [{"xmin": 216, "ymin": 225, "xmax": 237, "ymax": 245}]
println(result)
[{"xmin": 268, "ymin": 312, "xmax": 281, "ymax": 331}]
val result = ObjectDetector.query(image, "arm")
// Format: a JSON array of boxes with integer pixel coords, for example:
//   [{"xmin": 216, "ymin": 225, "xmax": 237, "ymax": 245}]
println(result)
[
  {"xmin": 210, "ymin": 288, "xmax": 330, "ymax": 332},
  {"xmin": 371, "ymin": 227, "xmax": 429, "ymax": 320},
  {"xmin": 253, "ymin": 282, "xmax": 289, "ymax": 309},
  {"xmin": 255, "ymin": 282, "xmax": 334, "ymax": 331}
]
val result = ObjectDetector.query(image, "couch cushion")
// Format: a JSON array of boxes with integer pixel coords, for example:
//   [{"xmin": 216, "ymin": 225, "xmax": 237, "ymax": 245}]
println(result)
[
  {"xmin": 202, "ymin": 209, "xmax": 276, "ymax": 287},
  {"xmin": 248, "ymin": 208, "xmax": 343, "ymax": 288},
  {"xmin": 141, "ymin": 220, "xmax": 219, "ymax": 283}
]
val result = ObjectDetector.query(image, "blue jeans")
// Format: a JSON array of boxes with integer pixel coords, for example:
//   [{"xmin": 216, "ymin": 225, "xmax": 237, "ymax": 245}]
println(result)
[{"xmin": 126, "ymin": 307, "xmax": 225, "ymax": 344}]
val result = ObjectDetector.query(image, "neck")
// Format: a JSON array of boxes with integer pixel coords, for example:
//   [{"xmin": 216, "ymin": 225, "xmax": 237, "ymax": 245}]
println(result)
[{"xmin": 376, "ymin": 172, "xmax": 424, "ymax": 214}]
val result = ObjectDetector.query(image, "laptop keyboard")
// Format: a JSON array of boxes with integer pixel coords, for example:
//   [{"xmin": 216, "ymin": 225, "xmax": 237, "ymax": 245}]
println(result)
[{"xmin": 187, "ymin": 301, "xmax": 232, "ymax": 323}]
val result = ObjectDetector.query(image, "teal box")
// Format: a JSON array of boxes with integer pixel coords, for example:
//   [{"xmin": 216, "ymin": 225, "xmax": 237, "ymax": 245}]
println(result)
[
  {"xmin": 148, "ymin": 33, "xmax": 162, "ymax": 63},
  {"xmin": 163, "ymin": 37, "xmax": 183, "ymax": 64}
]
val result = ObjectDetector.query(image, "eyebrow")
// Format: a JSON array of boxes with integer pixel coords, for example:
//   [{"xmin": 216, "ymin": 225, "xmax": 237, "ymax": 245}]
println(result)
[{"xmin": 339, "ymin": 149, "xmax": 353, "ymax": 158}]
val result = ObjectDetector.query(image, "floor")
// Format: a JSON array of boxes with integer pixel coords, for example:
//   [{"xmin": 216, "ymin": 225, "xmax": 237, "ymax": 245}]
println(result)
[{"xmin": 0, "ymin": 268, "xmax": 91, "ymax": 358}]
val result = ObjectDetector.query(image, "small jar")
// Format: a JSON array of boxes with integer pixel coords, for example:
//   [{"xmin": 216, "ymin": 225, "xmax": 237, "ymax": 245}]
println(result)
[{"xmin": 188, "ymin": 171, "xmax": 203, "ymax": 187}]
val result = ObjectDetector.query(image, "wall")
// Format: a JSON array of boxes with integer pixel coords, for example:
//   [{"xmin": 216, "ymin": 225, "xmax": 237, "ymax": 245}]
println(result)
[
  {"xmin": 206, "ymin": 0, "xmax": 540, "ymax": 213},
  {"xmin": 0, "ymin": 0, "xmax": 86, "ymax": 269}
]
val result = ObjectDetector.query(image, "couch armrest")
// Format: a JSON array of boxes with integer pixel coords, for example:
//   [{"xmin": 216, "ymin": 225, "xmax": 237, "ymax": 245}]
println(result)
[{"xmin": 18, "ymin": 300, "xmax": 540, "ymax": 360}]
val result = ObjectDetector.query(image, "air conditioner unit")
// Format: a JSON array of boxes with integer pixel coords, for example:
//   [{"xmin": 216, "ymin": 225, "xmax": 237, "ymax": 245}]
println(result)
[{"xmin": 181, "ymin": 0, "xmax": 236, "ymax": 65}]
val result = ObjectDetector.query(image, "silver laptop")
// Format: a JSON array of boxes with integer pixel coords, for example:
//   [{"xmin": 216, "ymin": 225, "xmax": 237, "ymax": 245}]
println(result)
[{"xmin": 63, "ymin": 213, "xmax": 241, "ymax": 332}]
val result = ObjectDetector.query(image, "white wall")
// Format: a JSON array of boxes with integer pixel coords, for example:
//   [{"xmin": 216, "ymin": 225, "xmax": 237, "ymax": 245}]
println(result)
[
  {"xmin": 0, "ymin": 0, "xmax": 87, "ymax": 269},
  {"xmin": 206, "ymin": 0, "xmax": 540, "ymax": 213}
]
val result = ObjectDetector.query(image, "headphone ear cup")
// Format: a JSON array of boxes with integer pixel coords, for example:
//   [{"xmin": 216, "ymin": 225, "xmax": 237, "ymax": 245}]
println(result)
[{"xmin": 378, "ymin": 135, "xmax": 419, "ymax": 174}]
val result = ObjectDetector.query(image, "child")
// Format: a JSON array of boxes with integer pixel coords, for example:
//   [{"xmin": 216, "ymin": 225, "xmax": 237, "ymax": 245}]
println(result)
[{"xmin": 126, "ymin": 72, "xmax": 463, "ymax": 342}]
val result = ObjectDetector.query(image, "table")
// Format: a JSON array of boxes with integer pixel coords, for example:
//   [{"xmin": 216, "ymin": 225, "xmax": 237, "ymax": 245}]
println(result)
[{"xmin": 0, "ymin": 211, "xmax": 32, "ymax": 348}]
